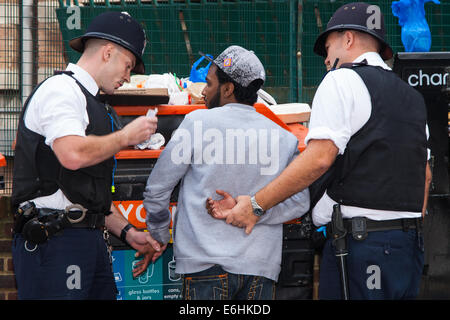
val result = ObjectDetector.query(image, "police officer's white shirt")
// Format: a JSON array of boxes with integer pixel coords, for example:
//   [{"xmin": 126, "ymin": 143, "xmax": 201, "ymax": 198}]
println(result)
[
  {"xmin": 23, "ymin": 63, "xmax": 97, "ymax": 209},
  {"xmin": 305, "ymin": 52, "xmax": 427, "ymax": 226}
]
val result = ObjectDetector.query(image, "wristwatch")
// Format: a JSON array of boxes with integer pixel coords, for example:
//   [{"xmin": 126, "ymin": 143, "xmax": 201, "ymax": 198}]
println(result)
[
  {"xmin": 250, "ymin": 195, "xmax": 265, "ymax": 217},
  {"xmin": 120, "ymin": 223, "xmax": 135, "ymax": 244}
]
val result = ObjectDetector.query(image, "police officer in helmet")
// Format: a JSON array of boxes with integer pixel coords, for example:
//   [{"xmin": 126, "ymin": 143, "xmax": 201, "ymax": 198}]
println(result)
[
  {"xmin": 208, "ymin": 2, "xmax": 431, "ymax": 299},
  {"xmin": 12, "ymin": 11, "xmax": 162, "ymax": 299}
]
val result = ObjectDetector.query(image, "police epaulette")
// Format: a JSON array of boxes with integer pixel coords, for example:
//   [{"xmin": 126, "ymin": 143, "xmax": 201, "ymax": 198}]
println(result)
[{"xmin": 53, "ymin": 70, "xmax": 75, "ymax": 76}]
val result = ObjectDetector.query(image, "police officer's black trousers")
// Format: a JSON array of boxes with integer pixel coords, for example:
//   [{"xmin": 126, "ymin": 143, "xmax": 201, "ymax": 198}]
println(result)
[
  {"xmin": 12, "ymin": 228, "xmax": 117, "ymax": 300},
  {"xmin": 318, "ymin": 228, "xmax": 424, "ymax": 300}
]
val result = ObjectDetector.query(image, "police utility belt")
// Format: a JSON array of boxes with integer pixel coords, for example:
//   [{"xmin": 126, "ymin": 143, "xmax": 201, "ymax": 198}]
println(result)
[
  {"xmin": 14, "ymin": 201, "xmax": 105, "ymax": 245},
  {"xmin": 326, "ymin": 216, "xmax": 422, "ymax": 241}
]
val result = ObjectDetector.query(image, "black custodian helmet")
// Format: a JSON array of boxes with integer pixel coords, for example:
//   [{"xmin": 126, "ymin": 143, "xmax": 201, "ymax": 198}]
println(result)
[
  {"xmin": 313, "ymin": 2, "xmax": 393, "ymax": 60},
  {"xmin": 69, "ymin": 11, "xmax": 147, "ymax": 74}
]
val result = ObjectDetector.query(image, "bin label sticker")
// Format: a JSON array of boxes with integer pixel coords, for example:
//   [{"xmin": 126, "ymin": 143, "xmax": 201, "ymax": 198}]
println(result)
[
  {"xmin": 113, "ymin": 200, "xmax": 177, "ymax": 229},
  {"xmin": 112, "ymin": 246, "xmax": 182, "ymax": 300}
]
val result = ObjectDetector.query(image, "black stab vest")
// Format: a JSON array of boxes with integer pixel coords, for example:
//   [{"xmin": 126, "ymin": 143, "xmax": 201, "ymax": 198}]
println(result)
[
  {"xmin": 12, "ymin": 71, "xmax": 115, "ymax": 214},
  {"xmin": 310, "ymin": 64, "xmax": 428, "ymax": 212}
]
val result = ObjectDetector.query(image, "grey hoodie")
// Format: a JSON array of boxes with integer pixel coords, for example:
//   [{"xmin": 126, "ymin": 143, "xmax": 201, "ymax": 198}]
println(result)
[{"xmin": 143, "ymin": 103, "xmax": 310, "ymax": 281}]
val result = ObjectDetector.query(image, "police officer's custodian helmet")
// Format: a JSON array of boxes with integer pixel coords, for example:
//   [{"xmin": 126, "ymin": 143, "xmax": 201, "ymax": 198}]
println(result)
[
  {"xmin": 69, "ymin": 11, "xmax": 147, "ymax": 74},
  {"xmin": 313, "ymin": 2, "xmax": 393, "ymax": 60}
]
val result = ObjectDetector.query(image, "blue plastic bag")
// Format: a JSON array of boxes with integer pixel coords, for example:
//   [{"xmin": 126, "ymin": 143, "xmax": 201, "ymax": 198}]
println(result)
[
  {"xmin": 392, "ymin": 0, "xmax": 440, "ymax": 52},
  {"xmin": 189, "ymin": 54, "xmax": 213, "ymax": 83}
]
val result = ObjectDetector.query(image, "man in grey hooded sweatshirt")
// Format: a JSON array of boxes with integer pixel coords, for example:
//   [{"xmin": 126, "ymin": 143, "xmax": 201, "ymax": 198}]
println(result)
[{"xmin": 143, "ymin": 45, "xmax": 310, "ymax": 300}]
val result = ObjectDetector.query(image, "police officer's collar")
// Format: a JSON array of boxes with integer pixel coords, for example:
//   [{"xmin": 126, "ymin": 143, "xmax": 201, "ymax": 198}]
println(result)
[
  {"xmin": 353, "ymin": 52, "xmax": 391, "ymax": 71},
  {"xmin": 65, "ymin": 63, "xmax": 99, "ymax": 96}
]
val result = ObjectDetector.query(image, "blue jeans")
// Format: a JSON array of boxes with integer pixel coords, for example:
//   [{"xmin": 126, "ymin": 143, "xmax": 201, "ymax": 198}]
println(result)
[
  {"xmin": 319, "ymin": 228, "xmax": 424, "ymax": 300},
  {"xmin": 182, "ymin": 265, "xmax": 275, "ymax": 300}
]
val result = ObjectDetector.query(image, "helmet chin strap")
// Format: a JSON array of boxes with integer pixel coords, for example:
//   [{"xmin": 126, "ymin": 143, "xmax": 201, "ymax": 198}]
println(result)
[{"xmin": 331, "ymin": 58, "xmax": 340, "ymax": 70}]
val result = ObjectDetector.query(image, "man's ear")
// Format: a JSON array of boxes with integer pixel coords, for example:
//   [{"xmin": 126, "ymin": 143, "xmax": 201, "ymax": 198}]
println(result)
[
  {"xmin": 102, "ymin": 43, "xmax": 115, "ymax": 63},
  {"xmin": 221, "ymin": 82, "xmax": 235, "ymax": 99},
  {"xmin": 343, "ymin": 30, "xmax": 356, "ymax": 49}
]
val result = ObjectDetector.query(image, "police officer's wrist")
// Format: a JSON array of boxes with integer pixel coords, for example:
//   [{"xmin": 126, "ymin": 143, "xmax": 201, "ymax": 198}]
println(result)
[
  {"xmin": 250, "ymin": 195, "xmax": 266, "ymax": 217},
  {"xmin": 115, "ymin": 129, "xmax": 128, "ymax": 149},
  {"xmin": 120, "ymin": 223, "xmax": 135, "ymax": 244}
]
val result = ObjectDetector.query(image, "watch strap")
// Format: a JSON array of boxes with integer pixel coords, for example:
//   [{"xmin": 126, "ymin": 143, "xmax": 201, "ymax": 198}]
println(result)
[
  {"xmin": 120, "ymin": 223, "xmax": 134, "ymax": 244},
  {"xmin": 250, "ymin": 195, "xmax": 265, "ymax": 217}
]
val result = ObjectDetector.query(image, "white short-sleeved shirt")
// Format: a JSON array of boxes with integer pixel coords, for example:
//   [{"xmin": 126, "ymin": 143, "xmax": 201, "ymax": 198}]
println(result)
[
  {"xmin": 305, "ymin": 52, "xmax": 428, "ymax": 226},
  {"xmin": 23, "ymin": 63, "xmax": 98, "ymax": 209}
]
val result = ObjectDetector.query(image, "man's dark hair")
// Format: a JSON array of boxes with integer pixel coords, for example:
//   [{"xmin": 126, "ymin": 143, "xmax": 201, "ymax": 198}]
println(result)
[{"xmin": 215, "ymin": 66, "xmax": 262, "ymax": 106}]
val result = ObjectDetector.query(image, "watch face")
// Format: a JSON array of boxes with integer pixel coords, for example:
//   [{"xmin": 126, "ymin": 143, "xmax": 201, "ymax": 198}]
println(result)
[
  {"xmin": 251, "ymin": 196, "xmax": 265, "ymax": 217},
  {"xmin": 253, "ymin": 208, "xmax": 264, "ymax": 217}
]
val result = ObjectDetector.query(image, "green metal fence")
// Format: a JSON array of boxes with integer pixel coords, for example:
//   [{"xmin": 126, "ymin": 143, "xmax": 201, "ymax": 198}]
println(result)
[
  {"xmin": 56, "ymin": 0, "xmax": 300, "ymax": 103},
  {"xmin": 0, "ymin": 0, "xmax": 449, "ymax": 195},
  {"xmin": 1, "ymin": 0, "xmax": 20, "ymax": 195},
  {"xmin": 0, "ymin": 0, "xmax": 65, "ymax": 195},
  {"xmin": 300, "ymin": 0, "xmax": 449, "ymax": 103},
  {"xmin": 0, "ymin": 1, "xmax": 19, "ymax": 158},
  {"xmin": 55, "ymin": 0, "xmax": 450, "ymax": 104}
]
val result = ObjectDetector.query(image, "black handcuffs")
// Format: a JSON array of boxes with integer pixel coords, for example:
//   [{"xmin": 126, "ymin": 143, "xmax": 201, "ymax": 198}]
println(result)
[{"xmin": 22, "ymin": 204, "xmax": 88, "ymax": 245}]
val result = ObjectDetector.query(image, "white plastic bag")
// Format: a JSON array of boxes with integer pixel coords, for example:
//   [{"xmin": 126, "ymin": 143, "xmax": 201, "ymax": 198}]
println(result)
[
  {"xmin": 135, "ymin": 108, "xmax": 165, "ymax": 150},
  {"xmin": 144, "ymin": 73, "xmax": 181, "ymax": 95}
]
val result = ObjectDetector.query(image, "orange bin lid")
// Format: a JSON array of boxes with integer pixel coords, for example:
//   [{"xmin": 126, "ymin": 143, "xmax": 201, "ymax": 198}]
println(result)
[
  {"xmin": 286, "ymin": 123, "xmax": 308, "ymax": 152},
  {"xmin": 115, "ymin": 103, "xmax": 308, "ymax": 159},
  {"xmin": 0, "ymin": 153, "xmax": 6, "ymax": 167}
]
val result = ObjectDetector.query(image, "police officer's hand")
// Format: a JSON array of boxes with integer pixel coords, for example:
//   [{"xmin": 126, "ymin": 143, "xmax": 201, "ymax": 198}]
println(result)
[
  {"xmin": 120, "ymin": 115, "xmax": 157, "ymax": 146},
  {"xmin": 225, "ymin": 195, "xmax": 259, "ymax": 235},
  {"xmin": 209, "ymin": 194, "xmax": 259, "ymax": 234}
]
